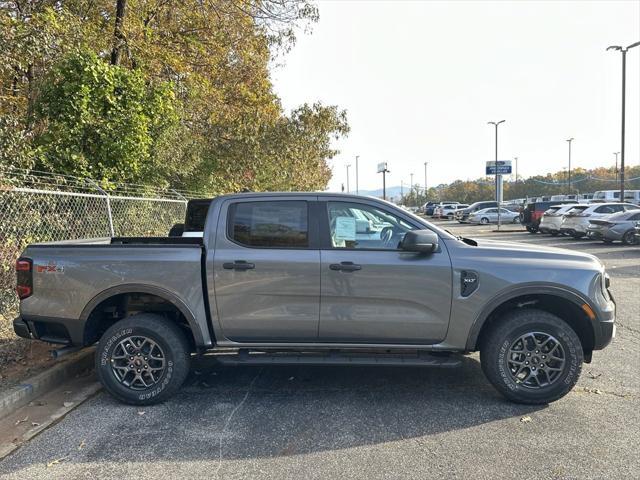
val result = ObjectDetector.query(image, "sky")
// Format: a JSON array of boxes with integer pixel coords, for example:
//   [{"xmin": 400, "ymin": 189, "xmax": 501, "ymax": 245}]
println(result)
[{"xmin": 271, "ymin": 0, "xmax": 640, "ymax": 193}]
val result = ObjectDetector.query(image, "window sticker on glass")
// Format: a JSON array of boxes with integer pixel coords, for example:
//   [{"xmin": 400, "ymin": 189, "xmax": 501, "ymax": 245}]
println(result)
[{"xmin": 334, "ymin": 216, "xmax": 356, "ymax": 241}]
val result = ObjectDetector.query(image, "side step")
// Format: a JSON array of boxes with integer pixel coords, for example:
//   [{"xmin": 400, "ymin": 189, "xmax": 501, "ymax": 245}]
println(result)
[{"xmin": 214, "ymin": 349, "xmax": 462, "ymax": 368}]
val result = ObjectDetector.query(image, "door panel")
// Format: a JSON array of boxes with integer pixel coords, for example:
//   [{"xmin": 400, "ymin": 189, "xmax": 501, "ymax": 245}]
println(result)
[
  {"xmin": 318, "ymin": 200, "xmax": 452, "ymax": 344},
  {"xmin": 212, "ymin": 198, "xmax": 320, "ymax": 342}
]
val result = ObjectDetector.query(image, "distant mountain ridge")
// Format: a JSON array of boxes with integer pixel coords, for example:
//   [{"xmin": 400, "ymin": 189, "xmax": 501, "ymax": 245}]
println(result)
[{"xmin": 349, "ymin": 186, "xmax": 405, "ymax": 199}]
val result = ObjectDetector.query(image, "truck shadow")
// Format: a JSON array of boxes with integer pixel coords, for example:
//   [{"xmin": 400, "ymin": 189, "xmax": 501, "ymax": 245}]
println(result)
[
  {"xmin": 105, "ymin": 356, "xmax": 544, "ymax": 461},
  {"xmin": 0, "ymin": 356, "xmax": 548, "ymax": 473}
]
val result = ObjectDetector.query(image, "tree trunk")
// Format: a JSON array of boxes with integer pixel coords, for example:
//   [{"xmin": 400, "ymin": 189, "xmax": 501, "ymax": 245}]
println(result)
[{"xmin": 110, "ymin": 0, "xmax": 127, "ymax": 66}]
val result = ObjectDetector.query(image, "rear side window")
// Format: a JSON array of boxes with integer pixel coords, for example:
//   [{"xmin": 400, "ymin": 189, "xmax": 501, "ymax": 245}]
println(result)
[
  {"xmin": 185, "ymin": 201, "xmax": 211, "ymax": 232},
  {"xmin": 228, "ymin": 201, "xmax": 308, "ymax": 248},
  {"xmin": 630, "ymin": 213, "xmax": 640, "ymax": 221}
]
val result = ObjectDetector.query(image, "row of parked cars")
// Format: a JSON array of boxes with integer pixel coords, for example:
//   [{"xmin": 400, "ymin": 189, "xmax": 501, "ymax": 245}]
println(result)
[
  {"xmin": 421, "ymin": 201, "xmax": 521, "ymax": 225},
  {"xmin": 528, "ymin": 201, "xmax": 640, "ymax": 244}
]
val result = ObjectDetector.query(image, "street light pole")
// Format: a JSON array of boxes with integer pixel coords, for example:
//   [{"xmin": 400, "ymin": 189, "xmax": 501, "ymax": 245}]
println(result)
[
  {"xmin": 514, "ymin": 157, "xmax": 518, "ymax": 183},
  {"xmin": 346, "ymin": 164, "xmax": 351, "ymax": 193},
  {"xmin": 614, "ymin": 152, "xmax": 620, "ymax": 181},
  {"xmin": 424, "ymin": 162, "xmax": 428, "ymax": 196},
  {"xmin": 410, "ymin": 173, "xmax": 414, "ymax": 201},
  {"xmin": 488, "ymin": 120, "xmax": 506, "ymax": 230},
  {"xmin": 607, "ymin": 41, "xmax": 640, "ymax": 203},
  {"xmin": 355, "ymin": 155, "xmax": 359, "ymax": 195},
  {"xmin": 566, "ymin": 138, "xmax": 574, "ymax": 194}
]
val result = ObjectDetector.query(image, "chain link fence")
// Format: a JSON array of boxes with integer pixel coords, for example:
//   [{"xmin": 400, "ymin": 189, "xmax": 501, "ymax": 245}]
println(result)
[{"xmin": 0, "ymin": 168, "xmax": 196, "ymax": 365}]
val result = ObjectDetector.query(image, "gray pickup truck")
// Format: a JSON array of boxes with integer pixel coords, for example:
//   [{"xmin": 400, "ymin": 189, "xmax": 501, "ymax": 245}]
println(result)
[{"xmin": 14, "ymin": 193, "xmax": 615, "ymax": 405}]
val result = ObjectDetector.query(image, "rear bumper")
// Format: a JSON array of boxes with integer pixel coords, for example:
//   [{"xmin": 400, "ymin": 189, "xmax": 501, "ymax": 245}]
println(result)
[
  {"xmin": 13, "ymin": 315, "xmax": 79, "ymax": 345},
  {"xmin": 13, "ymin": 317, "xmax": 32, "ymax": 340}
]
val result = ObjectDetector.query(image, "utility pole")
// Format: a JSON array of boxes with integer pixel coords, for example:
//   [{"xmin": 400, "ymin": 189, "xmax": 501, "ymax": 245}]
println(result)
[
  {"xmin": 355, "ymin": 155, "xmax": 359, "ymax": 195},
  {"xmin": 346, "ymin": 164, "xmax": 351, "ymax": 193},
  {"xmin": 514, "ymin": 157, "xmax": 518, "ymax": 183},
  {"xmin": 607, "ymin": 41, "xmax": 640, "ymax": 203},
  {"xmin": 400, "ymin": 180, "xmax": 404, "ymax": 199},
  {"xmin": 614, "ymin": 152, "xmax": 620, "ymax": 181},
  {"xmin": 488, "ymin": 120, "xmax": 506, "ymax": 230},
  {"xmin": 566, "ymin": 138, "xmax": 574, "ymax": 194}
]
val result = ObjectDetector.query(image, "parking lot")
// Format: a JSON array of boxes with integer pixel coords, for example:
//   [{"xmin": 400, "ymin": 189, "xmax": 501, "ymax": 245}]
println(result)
[{"xmin": 0, "ymin": 221, "xmax": 638, "ymax": 480}]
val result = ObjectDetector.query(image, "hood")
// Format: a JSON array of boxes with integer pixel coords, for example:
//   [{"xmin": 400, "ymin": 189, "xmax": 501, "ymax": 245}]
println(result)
[{"xmin": 470, "ymin": 238, "xmax": 602, "ymax": 268}]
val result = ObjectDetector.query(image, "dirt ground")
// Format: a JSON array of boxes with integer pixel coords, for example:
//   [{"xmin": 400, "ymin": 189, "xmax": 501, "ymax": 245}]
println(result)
[{"xmin": 0, "ymin": 341, "xmax": 56, "ymax": 391}]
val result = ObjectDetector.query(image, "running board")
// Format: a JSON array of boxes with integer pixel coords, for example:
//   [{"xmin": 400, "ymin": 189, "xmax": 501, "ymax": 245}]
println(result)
[{"xmin": 214, "ymin": 349, "xmax": 462, "ymax": 367}]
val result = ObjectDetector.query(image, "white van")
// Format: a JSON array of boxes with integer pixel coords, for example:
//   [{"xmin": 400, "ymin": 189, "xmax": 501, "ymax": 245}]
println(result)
[{"xmin": 593, "ymin": 190, "xmax": 640, "ymax": 205}]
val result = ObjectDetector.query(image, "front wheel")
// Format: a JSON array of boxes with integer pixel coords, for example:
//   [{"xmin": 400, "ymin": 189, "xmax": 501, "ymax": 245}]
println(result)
[
  {"xmin": 480, "ymin": 217, "xmax": 489, "ymax": 225},
  {"xmin": 96, "ymin": 313, "xmax": 191, "ymax": 405},
  {"xmin": 480, "ymin": 309, "xmax": 583, "ymax": 404}
]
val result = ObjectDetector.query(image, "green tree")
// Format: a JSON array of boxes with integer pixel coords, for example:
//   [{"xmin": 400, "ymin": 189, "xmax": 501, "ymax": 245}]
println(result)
[{"xmin": 33, "ymin": 50, "xmax": 178, "ymax": 186}]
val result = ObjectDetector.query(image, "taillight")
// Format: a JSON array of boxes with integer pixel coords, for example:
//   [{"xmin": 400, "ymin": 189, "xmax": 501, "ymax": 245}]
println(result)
[{"xmin": 16, "ymin": 258, "xmax": 33, "ymax": 299}]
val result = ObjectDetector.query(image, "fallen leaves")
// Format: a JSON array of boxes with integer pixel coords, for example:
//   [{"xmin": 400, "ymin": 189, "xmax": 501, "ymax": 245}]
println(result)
[
  {"xmin": 46, "ymin": 455, "xmax": 68, "ymax": 468},
  {"xmin": 15, "ymin": 416, "xmax": 28, "ymax": 426},
  {"xmin": 520, "ymin": 416, "xmax": 532, "ymax": 423}
]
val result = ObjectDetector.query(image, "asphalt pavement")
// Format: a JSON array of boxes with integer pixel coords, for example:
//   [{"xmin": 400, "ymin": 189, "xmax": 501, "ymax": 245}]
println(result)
[{"xmin": 1, "ymin": 221, "xmax": 638, "ymax": 479}]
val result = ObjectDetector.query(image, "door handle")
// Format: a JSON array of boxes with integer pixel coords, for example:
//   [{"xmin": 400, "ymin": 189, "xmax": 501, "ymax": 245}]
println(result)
[
  {"xmin": 223, "ymin": 261, "xmax": 255, "ymax": 271},
  {"xmin": 329, "ymin": 261, "xmax": 362, "ymax": 272}
]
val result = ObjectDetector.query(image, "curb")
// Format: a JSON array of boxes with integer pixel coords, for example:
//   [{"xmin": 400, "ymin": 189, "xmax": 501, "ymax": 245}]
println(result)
[{"xmin": 0, "ymin": 347, "xmax": 95, "ymax": 420}]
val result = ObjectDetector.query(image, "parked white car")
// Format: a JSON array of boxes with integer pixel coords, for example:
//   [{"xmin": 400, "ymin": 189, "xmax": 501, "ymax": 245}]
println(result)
[
  {"xmin": 431, "ymin": 202, "xmax": 460, "ymax": 218},
  {"xmin": 436, "ymin": 204, "xmax": 468, "ymax": 219},
  {"xmin": 560, "ymin": 202, "xmax": 640, "ymax": 238},
  {"xmin": 468, "ymin": 207, "xmax": 520, "ymax": 225},
  {"xmin": 538, "ymin": 204, "xmax": 578, "ymax": 235}
]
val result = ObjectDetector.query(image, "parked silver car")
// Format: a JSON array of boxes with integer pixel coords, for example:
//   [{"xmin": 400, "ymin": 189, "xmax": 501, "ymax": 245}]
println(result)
[
  {"xmin": 468, "ymin": 207, "xmax": 520, "ymax": 224},
  {"xmin": 586, "ymin": 210, "xmax": 640, "ymax": 244}
]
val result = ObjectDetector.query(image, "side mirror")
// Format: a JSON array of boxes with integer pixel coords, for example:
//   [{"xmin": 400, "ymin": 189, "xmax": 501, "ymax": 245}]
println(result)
[{"xmin": 400, "ymin": 229, "xmax": 439, "ymax": 253}]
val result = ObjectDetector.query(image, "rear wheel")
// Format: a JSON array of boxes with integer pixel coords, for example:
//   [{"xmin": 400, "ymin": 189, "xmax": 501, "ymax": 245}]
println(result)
[
  {"xmin": 572, "ymin": 232, "xmax": 584, "ymax": 239},
  {"xmin": 526, "ymin": 226, "xmax": 538, "ymax": 234},
  {"xmin": 512, "ymin": 216, "xmax": 520, "ymax": 224},
  {"xmin": 96, "ymin": 313, "xmax": 191, "ymax": 405},
  {"xmin": 480, "ymin": 309, "xmax": 583, "ymax": 404},
  {"xmin": 622, "ymin": 230, "xmax": 637, "ymax": 245}
]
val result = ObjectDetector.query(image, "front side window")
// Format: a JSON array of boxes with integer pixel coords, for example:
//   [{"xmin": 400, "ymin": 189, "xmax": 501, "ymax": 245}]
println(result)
[
  {"xmin": 229, "ymin": 201, "xmax": 308, "ymax": 248},
  {"xmin": 327, "ymin": 202, "xmax": 415, "ymax": 250}
]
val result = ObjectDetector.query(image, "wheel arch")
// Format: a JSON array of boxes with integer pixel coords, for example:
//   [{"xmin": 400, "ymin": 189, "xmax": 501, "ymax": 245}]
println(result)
[
  {"xmin": 468, "ymin": 286, "xmax": 597, "ymax": 360},
  {"xmin": 80, "ymin": 284, "xmax": 206, "ymax": 350}
]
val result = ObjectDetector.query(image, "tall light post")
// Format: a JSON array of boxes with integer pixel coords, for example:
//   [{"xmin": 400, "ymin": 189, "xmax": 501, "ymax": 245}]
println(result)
[
  {"xmin": 423, "ymin": 162, "xmax": 428, "ymax": 196},
  {"xmin": 377, "ymin": 162, "xmax": 390, "ymax": 200},
  {"xmin": 607, "ymin": 41, "xmax": 640, "ymax": 202},
  {"xmin": 355, "ymin": 155, "xmax": 359, "ymax": 195},
  {"xmin": 346, "ymin": 164, "xmax": 351, "ymax": 193},
  {"xmin": 614, "ymin": 152, "xmax": 620, "ymax": 181},
  {"xmin": 566, "ymin": 138, "xmax": 574, "ymax": 194},
  {"xmin": 410, "ymin": 172, "xmax": 414, "ymax": 202},
  {"xmin": 488, "ymin": 120, "xmax": 506, "ymax": 230},
  {"xmin": 514, "ymin": 157, "xmax": 518, "ymax": 183}
]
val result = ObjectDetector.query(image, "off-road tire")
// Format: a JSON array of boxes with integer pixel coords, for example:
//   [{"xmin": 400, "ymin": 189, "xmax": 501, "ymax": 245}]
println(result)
[
  {"xmin": 96, "ymin": 313, "xmax": 191, "ymax": 405},
  {"xmin": 480, "ymin": 309, "xmax": 583, "ymax": 404}
]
